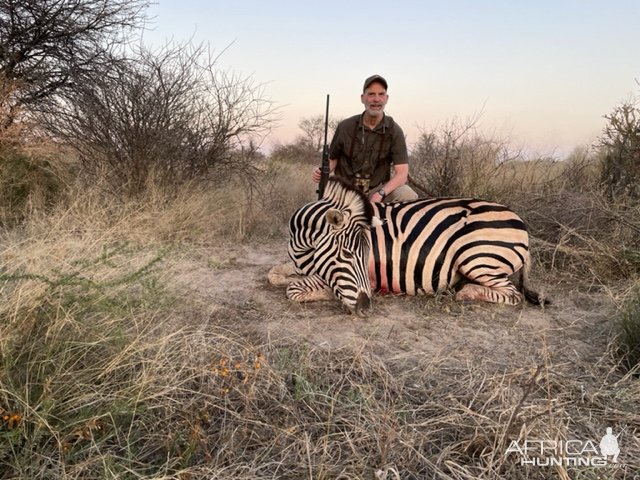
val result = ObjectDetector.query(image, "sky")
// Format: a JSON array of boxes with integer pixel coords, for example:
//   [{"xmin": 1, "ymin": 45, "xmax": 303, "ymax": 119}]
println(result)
[{"xmin": 143, "ymin": 0, "xmax": 640, "ymax": 158}]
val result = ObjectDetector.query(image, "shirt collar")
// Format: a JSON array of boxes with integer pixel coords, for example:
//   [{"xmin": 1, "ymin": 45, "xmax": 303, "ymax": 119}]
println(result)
[{"xmin": 359, "ymin": 112, "xmax": 388, "ymax": 133}]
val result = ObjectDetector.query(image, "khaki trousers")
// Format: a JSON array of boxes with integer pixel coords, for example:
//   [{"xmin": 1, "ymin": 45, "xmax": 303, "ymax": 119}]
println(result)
[{"xmin": 368, "ymin": 184, "xmax": 419, "ymax": 202}]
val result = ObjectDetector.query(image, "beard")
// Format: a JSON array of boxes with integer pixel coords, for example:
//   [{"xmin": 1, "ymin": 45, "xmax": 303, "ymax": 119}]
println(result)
[{"xmin": 365, "ymin": 105, "xmax": 385, "ymax": 118}]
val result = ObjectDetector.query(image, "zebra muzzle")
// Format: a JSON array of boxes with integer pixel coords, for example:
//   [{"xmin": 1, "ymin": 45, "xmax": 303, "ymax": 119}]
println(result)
[{"xmin": 354, "ymin": 291, "xmax": 372, "ymax": 317}]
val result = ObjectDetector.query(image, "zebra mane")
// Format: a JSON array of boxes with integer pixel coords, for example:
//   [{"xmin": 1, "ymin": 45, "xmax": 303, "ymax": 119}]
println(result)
[{"xmin": 322, "ymin": 177, "xmax": 374, "ymax": 225}]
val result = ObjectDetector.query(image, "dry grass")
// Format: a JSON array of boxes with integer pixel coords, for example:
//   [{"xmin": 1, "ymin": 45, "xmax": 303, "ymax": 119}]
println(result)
[
  {"xmin": 3, "ymin": 279, "xmax": 638, "ymax": 479},
  {"xmin": 0, "ymin": 247, "xmax": 635, "ymax": 479},
  {"xmin": 1, "ymin": 154, "xmax": 639, "ymax": 479},
  {"xmin": 617, "ymin": 284, "xmax": 640, "ymax": 372},
  {"xmin": 414, "ymin": 147, "xmax": 640, "ymax": 282}
]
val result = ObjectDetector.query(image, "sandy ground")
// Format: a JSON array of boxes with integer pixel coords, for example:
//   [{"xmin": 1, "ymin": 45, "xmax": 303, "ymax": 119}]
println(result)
[{"xmin": 165, "ymin": 241, "xmax": 618, "ymax": 375}]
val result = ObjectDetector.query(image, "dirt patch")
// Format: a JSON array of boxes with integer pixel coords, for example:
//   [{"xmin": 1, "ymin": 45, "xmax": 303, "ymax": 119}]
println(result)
[{"xmin": 165, "ymin": 241, "xmax": 618, "ymax": 374}]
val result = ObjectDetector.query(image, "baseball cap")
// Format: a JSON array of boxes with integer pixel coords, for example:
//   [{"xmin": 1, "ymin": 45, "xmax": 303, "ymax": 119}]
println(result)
[{"xmin": 363, "ymin": 74, "xmax": 388, "ymax": 92}]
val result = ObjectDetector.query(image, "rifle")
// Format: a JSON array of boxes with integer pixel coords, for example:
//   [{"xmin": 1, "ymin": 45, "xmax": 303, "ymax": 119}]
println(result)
[{"xmin": 317, "ymin": 94, "xmax": 330, "ymax": 200}]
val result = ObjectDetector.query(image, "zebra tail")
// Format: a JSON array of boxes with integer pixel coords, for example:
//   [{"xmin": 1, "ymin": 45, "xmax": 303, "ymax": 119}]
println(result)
[{"xmin": 518, "ymin": 256, "xmax": 550, "ymax": 306}]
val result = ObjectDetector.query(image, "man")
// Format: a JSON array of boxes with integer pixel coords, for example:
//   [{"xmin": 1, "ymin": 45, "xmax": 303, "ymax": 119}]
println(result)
[{"xmin": 313, "ymin": 74, "xmax": 418, "ymax": 202}]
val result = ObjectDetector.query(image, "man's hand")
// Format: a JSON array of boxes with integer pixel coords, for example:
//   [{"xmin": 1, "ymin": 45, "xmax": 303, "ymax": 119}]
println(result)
[
  {"xmin": 314, "ymin": 158, "xmax": 336, "ymax": 184},
  {"xmin": 370, "ymin": 192, "xmax": 384, "ymax": 203},
  {"xmin": 312, "ymin": 166, "xmax": 322, "ymax": 184}
]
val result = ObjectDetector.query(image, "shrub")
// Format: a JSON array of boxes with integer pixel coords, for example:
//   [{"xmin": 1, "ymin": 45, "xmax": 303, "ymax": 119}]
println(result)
[
  {"xmin": 618, "ymin": 286, "xmax": 640, "ymax": 372},
  {"xmin": 0, "ymin": 0, "xmax": 149, "ymax": 129},
  {"xmin": 38, "ymin": 43, "xmax": 277, "ymax": 195},
  {"xmin": 409, "ymin": 120, "xmax": 640, "ymax": 280},
  {"xmin": 0, "ymin": 246, "xmax": 171, "ymax": 477},
  {"xmin": 0, "ymin": 146, "xmax": 65, "ymax": 226},
  {"xmin": 409, "ymin": 116, "xmax": 518, "ymax": 198},
  {"xmin": 599, "ymin": 95, "xmax": 640, "ymax": 200}
]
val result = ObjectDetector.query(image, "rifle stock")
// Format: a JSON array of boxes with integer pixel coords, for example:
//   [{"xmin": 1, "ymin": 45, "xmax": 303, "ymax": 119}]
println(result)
[{"xmin": 317, "ymin": 94, "xmax": 330, "ymax": 200}]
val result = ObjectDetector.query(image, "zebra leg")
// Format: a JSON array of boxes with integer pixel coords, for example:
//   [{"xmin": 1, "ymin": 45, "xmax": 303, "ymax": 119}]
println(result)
[
  {"xmin": 455, "ymin": 282, "xmax": 523, "ymax": 305},
  {"xmin": 267, "ymin": 262, "xmax": 298, "ymax": 287},
  {"xmin": 286, "ymin": 274, "xmax": 334, "ymax": 303}
]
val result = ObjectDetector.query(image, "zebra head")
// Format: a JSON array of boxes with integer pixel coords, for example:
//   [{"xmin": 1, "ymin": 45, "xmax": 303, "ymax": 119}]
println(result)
[{"xmin": 314, "ymin": 178, "xmax": 382, "ymax": 316}]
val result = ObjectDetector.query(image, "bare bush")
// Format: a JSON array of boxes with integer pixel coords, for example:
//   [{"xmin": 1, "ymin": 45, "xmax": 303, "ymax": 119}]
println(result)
[
  {"xmin": 559, "ymin": 145, "xmax": 601, "ymax": 192},
  {"xmin": 409, "ymin": 116, "xmax": 640, "ymax": 280},
  {"xmin": 271, "ymin": 115, "xmax": 338, "ymax": 165},
  {"xmin": 297, "ymin": 115, "xmax": 339, "ymax": 154},
  {"xmin": 37, "ymin": 43, "xmax": 277, "ymax": 194},
  {"xmin": 0, "ymin": 0, "xmax": 149, "ymax": 129},
  {"xmin": 0, "ymin": 76, "xmax": 27, "ymax": 144},
  {"xmin": 410, "ymin": 115, "xmax": 522, "ymax": 198},
  {"xmin": 599, "ymin": 94, "xmax": 640, "ymax": 200}
]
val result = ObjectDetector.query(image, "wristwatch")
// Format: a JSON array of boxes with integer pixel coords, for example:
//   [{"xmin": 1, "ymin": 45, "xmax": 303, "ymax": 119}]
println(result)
[{"xmin": 377, "ymin": 188, "xmax": 386, "ymax": 198}]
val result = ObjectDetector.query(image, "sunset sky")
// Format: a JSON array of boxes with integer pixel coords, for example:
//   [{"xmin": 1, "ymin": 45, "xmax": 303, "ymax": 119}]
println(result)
[{"xmin": 144, "ymin": 0, "xmax": 639, "ymax": 157}]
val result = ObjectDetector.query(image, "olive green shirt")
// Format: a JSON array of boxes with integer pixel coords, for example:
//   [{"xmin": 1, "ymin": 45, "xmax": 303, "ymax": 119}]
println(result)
[{"xmin": 329, "ymin": 113, "xmax": 408, "ymax": 192}]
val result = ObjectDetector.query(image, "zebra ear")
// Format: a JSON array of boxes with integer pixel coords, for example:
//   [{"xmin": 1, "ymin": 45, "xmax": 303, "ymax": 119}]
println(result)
[
  {"xmin": 371, "ymin": 216, "xmax": 383, "ymax": 228},
  {"xmin": 325, "ymin": 209, "xmax": 345, "ymax": 228}
]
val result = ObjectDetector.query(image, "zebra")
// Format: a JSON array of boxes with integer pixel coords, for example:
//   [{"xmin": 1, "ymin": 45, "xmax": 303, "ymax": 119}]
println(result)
[
  {"xmin": 269, "ymin": 177, "xmax": 381, "ymax": 316},
  {"xmin": 268, "ymin": 177, "xmax": 545, "ymax": 315}
]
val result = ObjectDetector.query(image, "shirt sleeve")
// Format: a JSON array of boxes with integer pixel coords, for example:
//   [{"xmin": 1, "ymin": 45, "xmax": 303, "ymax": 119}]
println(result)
[
  {"xmin": 329, "ymin": 122, "xmax": 343, "ymax": 159},
  {"xmin": 390, "ymin": 123, "xmax": 409, "ymax": 165}
]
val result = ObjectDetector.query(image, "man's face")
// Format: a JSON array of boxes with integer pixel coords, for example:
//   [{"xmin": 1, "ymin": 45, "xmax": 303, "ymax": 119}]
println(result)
[{"xmin": 361, "ymin": 82, "xmax": 388, "ymax": 118}]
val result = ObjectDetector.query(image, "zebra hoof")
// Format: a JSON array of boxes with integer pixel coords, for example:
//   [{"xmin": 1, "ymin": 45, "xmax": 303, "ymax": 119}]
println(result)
[
  {"xmin": 267, "ymin": 262, "xmax": 297, "ymax": 287},
  {"xmin": 455, "ymin": 284, "xmax": 484, "ymax": 303}
]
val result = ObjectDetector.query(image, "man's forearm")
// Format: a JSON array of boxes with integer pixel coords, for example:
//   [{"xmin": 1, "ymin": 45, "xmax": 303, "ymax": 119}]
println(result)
[{"xmin": 381, "ymin": 164, "xmax": 409, "ymax": 194}]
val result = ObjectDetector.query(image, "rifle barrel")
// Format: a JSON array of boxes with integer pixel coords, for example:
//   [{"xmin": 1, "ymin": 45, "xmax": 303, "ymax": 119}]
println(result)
[{"xmin": 318, "ymin": 94, "xmax": 331, "ymax": 200}]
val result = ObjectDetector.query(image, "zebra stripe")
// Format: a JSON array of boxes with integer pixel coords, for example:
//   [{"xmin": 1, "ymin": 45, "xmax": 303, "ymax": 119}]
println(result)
[
  {"xmin": 370, "ymin": 196, "xmax": 540, "ymax": 304},
  {"xmin": 286, "ymin": 178, "xmax": 376, "ymax": 315},
  {"xmin": 278, "ymin": 178, "xmax": 543, "ymax": 313}
]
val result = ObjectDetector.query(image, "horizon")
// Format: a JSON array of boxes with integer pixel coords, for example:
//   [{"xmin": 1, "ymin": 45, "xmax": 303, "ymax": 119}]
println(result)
[{"xmin": 144, "ymin": 1, "xmax": 640, "ymax": 158}]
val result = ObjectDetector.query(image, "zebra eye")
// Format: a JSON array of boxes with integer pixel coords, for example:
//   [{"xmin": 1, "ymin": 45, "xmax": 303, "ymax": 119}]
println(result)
[{"xmin": 342, "ymin": 249, "xmax": 355, "ymax": 259}]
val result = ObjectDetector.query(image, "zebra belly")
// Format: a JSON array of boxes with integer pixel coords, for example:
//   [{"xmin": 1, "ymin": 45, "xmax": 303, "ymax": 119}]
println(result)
[
  {"xmin": 368, "ymin": 253, "xmax": 449, "ymax": 296},
  {"xmin": 367, "ymin": 252, "xmax": 402, "ymax": 294},
  {"xmin": 368, "ymin": 237, "xmax": 432, "ymax": 295},
  {"xmin": 369, "ymin": 220, "xmax": 463, "ymax": 296}
]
